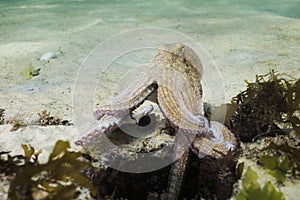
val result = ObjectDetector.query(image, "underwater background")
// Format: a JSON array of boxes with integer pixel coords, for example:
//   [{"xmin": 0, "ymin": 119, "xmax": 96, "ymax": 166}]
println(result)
[
  {"xmin": 1, "ymin": 0, "xmax": 299, "ymax": 113},
  {"xmin": 0, "ymin": 0, "xmax": 300, "ymax": 199}
]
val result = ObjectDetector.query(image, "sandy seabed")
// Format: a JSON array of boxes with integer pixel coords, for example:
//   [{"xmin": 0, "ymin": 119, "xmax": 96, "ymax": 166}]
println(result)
[{"xmin": 0, "ymin": 0, "xmax": 300, "ymax": 199}]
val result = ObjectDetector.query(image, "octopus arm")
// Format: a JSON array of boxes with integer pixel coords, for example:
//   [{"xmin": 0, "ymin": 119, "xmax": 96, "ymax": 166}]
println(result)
[
  {"xmin": 191, "ymin": 121, "xmax": 238, "ymax": 158},
  {"xmin": 94, "ymin": 66, "xmax": 157, "ymax": 120},
  {"xmin": 165, "ymin": 129, "xmax": 191, "ymax": 200}
]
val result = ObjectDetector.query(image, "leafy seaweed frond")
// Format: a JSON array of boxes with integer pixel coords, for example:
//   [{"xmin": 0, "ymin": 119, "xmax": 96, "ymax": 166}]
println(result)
[
  {"xmin": 236, "ymin": 167, "xmax": 285, "ymax": 200},
  {"xmin": 21, "ymin": 63, "xmax": 40, "ymax": 80},
  {"xmin": 0, "ymin": 140, "xmax": 95, "ymax": 199},
  {"xmin": 259, "ymin": 155, "xmax": 291, "ymax": 184},
  {"xmin": 263, "ymin": 141, "xmax": 300, "ymax": 178}
]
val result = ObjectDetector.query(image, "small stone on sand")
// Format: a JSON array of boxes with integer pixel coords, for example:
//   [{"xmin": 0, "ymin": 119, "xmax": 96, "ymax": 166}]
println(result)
[{"xmin": 39, "ymin": 52, "xmax": 57, "ymax": 61}]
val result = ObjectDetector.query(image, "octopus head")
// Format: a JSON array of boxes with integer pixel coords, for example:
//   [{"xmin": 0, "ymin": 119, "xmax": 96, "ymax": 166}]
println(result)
[{"xmin": 156, "ymin": 43, "xmax": 203, "ymax": 78}]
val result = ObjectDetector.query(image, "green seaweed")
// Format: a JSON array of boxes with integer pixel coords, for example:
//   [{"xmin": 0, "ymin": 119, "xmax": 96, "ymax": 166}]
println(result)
[
  {"xmin": 0, "ymin": 140, "xmax": 95, "ymax": 199},
  {"xmin": 259, "ymin": 155, "xmax": 290, "ymax": 184},
  {"xmin": 21, "ymin": 63, "xmax": 40, "ymax": 79},
  {"xmin": 236, "ymin": 167, "xmax": 285, "ymax": 200},
  {"xmin": 230, "ymin": 70, "xmax": 300, "ymax": 142},
  {"xmin": 264, "ymin": 141, "xmax": 300, "ymax": 179}
]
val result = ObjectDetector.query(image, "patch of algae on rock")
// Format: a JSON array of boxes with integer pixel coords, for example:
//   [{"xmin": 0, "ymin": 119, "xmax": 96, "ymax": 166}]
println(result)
[
  {"xmin": 231, "ymin": 70, "xmax": 300, "ymax": 142},
  {"xmin": 236, "ymin": 167, "xmax": 285, "ymax": 200}
]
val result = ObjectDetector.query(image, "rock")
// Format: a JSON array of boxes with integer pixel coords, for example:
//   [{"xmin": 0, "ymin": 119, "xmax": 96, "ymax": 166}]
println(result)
[
  {"xmin": 31, "ymin": 67, "xmax": 41, "ymax": 76},
  {"xmin": 38, "ymin": 52, "xmax": 57, "ymax": 61}
]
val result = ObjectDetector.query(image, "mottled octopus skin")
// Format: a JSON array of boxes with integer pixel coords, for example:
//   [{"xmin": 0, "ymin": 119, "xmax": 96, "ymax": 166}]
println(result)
[{"xmin": 75, "ymin": 43, "xmax": 238, "ymax": 200}]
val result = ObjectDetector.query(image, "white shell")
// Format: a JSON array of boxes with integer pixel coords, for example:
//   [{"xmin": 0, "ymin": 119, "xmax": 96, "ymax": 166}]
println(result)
[{"xmin": 39, "ymin": 52, "xmax": 57, "ymax": 61}]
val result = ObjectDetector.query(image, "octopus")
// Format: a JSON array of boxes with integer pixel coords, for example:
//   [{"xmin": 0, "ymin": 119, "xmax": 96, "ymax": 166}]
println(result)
[{"xmin": 75, "ymin": 43, "xmax": 238, "ymax": 199}]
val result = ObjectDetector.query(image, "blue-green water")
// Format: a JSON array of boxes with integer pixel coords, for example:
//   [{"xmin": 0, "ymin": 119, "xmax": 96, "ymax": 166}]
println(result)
[{"xmin": 0, "ymin": 0, "xmax": 299, "ymax": 115}]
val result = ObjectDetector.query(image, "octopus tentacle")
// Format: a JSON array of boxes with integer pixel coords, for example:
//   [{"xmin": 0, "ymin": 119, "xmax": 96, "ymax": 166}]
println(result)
[
  {"xmin": 75, "ymin": 114, "xmax": 122, "ymax": 146},
  {"xmin": 165, "ymin": 129, "xmax": 191, "ymax": 200},
  {"xmin": 157, "ymin": 86, "xmax": 207, "ymax": 133},
  {"xmin": 96, "ymin": 64, "xmax": 156, "ymax": 112},
  {"xmin": 77, "ymin": 105, "xmax": 155, "ymax": 147},
  {"xmin": 165, "ymin": 122, "xmax": 237, "ymax": 199},
  {"xmin": 92, "ymin": 81, "xmax": 157, "ymax": 122},
  {"xmin": 165, "ymin": 150, "xmax": 189, "ymax": 200},
  {"xmin": 191, "ymin": 121, "xmax": 238, "ymax": 158},
  {"xmin": 93, "ymin": 109, "xmax": 126, "ymax": 120}
]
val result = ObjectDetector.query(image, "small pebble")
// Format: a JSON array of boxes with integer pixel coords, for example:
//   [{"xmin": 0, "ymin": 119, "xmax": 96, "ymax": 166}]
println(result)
[
  {"xmin": 38, "ymin": 52, "xmax": 57, "ymax": 61},
  {"xmin": 31, "ymin": 67, "xmax": 41, "ymax": 76}
]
